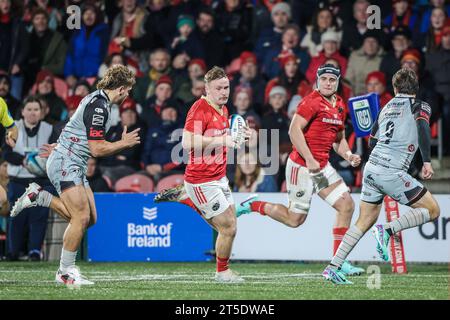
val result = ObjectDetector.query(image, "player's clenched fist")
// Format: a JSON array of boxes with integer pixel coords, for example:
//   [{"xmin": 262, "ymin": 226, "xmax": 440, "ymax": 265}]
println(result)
[
  {"xmin": 347, "ymin": 153, "xmax": 361, "ymax": 167},
  {"xmin": 121, "ymin": 125, "xmax": 141, "ymax": 147}
]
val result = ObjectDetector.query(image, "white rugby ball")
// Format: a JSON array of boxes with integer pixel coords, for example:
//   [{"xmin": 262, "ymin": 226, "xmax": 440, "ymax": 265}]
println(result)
[{"xmin": 229, "ymin": 114, "xmax": 246, "ymax": 142}]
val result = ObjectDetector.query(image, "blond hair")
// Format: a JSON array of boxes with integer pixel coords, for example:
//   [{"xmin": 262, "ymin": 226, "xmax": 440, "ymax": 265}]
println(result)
[
  {"xmin": 204, "ymin": 66, "xmax": 227, "ymax": 84},
  {"xmin": 97, "ymin": 65, "xmax": 136, "ymax": 90}
]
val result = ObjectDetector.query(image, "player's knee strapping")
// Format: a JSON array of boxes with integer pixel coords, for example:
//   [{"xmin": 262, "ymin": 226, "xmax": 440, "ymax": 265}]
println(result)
[{"xmin": 324, "ymin": 182, "xmax": 349, "ymax": 206}]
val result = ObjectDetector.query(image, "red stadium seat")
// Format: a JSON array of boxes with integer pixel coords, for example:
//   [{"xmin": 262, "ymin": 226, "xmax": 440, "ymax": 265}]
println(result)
[
  {"xmin": 115, "ymin": 174, "xmax": 154, "ymax": 193},
  {"xmin": 281, "ymin": 180, "xmax": 287, "ymax": 192},
  {"xmin": 155, "ymin": 174, "xmax": 184, "ymax": 192}
]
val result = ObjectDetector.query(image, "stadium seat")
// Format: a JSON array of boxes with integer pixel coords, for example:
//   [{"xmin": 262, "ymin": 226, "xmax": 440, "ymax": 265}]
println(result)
[
  {"xmin": 281, "ymin": 180, "xmax": 287, "ymax": 192},
  {"xmin": 115, "ymin": 174, "xmax": 154, "ymax": 193},
  {"xmin": 155, "ymin": 174, "xmax": 184, "ymax": 192}
]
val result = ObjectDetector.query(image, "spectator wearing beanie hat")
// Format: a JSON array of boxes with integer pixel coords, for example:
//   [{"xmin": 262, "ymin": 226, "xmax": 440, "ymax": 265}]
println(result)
[
  {"xmin": 262, "ymin": 85, "xmax": 291, "ymax": 154},
  {"xmin": 170, "ymin": 14, "xmax": 205, "ymax": 60},
  {"xmin": 262, "ymin": 24, "xmax": 310, "ymax": 79},
  {"xmin": 34, "ymin": 70, "xmax": 67, "ymax": 124},
  {"xmin": 346, "ymin": 30, "xmax": 385, "ymax": 96},
  {"xmin": 401, "ymin": 48, "xmax": 440, "ymax": 124},
  {"xmin": 305, "ymin": 29, "xmax": 348, "ymax": 84},
  {"xmin": 141, "ymin": 75, "xmax": 182, "ymax": 129},
  {"xmin": 99, "ymin": 97, "xmax": 145, "ymax": 183},
  {"xmin": 365, "ymin": 71, "xmax": 393, "ymax": 108},
  {"xmin": 254, "ymin": 2, "xmax": 291, "ymax": 64},
  {"xmin": 230, "ymin": 51, "xmax": 267, "ymax": 114},
  {"xmin": 142, "ymin": 104, "xmax": 184, "ymax": 182},
  {"xmin": 265, "ymin": 51, "xmax": 312, "ymax": 106}
]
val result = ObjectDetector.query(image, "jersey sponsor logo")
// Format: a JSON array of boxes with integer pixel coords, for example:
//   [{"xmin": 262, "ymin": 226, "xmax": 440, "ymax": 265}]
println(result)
[
  {"xmin": 212, "ymin": 202, "xmax": 220, "ymax": 211},
  {"xmin": 89, "ymin": 127, "xmax": 104, "ymax": 138},
  {"xmin": 70, "ymin": 137, "xmax": 80, "ymax": 143},
  {"xmin": 322, "ymin": 117, "xmax": 343, "ymax": 125},
  {"xmin": 95, "ymin": 108, "xmax": 103, "ymax": 113},
  {"xmin": 92, "ymin": 114, "xmax": 104, "ymax": 126},
  {"xmin": 420, "ymin": 102, "xmax": 431, "ymax": 114},
  {"xmin": 296, "ymin": 190, "xmax": 305, "ymax": 198},
  {"xmin": 408, "ymin": 144, "xmax": 415, "ymax": 152},
  {"xmin": 353, "ymin": 99, "xmax": 373, "ymax": 131}
]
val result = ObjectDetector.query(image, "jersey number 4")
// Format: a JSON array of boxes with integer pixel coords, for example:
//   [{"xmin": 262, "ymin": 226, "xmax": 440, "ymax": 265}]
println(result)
[{"xmin": 384, "ymin": 121, "xmax": 395, "ymax": 145}]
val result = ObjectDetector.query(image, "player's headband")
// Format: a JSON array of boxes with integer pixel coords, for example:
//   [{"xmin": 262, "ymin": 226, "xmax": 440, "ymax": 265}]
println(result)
[{"xmin": 316, "ymin": 64, "xmax": 341, "ymax": 80}]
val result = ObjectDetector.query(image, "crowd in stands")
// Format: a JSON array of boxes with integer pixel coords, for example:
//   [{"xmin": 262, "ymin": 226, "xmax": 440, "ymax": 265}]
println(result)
[{"xmin": 0, "ymin": 0, "xmax": 449, "ymax": 260}]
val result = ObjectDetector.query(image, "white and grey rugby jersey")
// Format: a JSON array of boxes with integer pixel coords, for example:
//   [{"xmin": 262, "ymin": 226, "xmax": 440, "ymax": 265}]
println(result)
[
  {"xmin": 55, "ymin": 90, "xmax": 112, "ymax": 166},
  {"xmin": 369, "ymin": 94, "xmax": 432, "ymax": 172}
]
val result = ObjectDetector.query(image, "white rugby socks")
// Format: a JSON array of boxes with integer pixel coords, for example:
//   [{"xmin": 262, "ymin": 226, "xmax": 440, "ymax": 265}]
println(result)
[
  {"xmin": 60, "ymin": 249, "xmax": 77, "ymax": 273},
  {"xmin": 385, "ymin": 208, "xmax": 431, "ymax": 236},
  {"xmin": 330, "ymin": 225, "xmax": 364, "ymax": 269}
]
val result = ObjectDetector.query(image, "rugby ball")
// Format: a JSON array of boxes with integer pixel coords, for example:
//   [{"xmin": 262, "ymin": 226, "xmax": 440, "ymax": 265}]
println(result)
[
  {"xmin": 24, "ymin": 152, "xmax": 47, "ymax": 177},
  {"xmin": 229, "ymin": 114, "xmax": 246, "ymax": 143}
]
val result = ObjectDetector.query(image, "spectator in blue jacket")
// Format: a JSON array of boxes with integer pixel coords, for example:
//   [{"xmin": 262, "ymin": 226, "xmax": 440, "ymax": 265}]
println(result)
[
  {"xmin": 142, "ymin": 105, "xmax": 184, "ymax": 182},
  {"xmin": 64, "ymin": 3, "xmax": 109, "ymax": 81},
  {"xmin": 419, "ymin": 0, "xmax": 450, "ymax": 33},
  {"xmin": 233, "ymin": 151, "xmax": 278, "ymax": 193}
]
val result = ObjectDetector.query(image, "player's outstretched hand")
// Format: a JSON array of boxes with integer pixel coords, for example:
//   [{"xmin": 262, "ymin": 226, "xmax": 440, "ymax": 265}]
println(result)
[
  {"xmin": 348, "ymin": 153, "xmax": 361, "ymax": 167},
  {"xmin": 39, "ymin": 143, "xmax": 57, "ymax": 158},
  {"xmin": 121, "ymin": 125, "xmax": 141, "ymax": 147},
  {"xmin": 421, "ymin": 162, "xmax": 434, "ymax": 180}
]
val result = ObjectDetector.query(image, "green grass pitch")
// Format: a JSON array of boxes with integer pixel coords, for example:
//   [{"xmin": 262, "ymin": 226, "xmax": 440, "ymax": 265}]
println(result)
[{"xmin": 0, "ymin": 261, "xmax": 448, "ymax": 300}]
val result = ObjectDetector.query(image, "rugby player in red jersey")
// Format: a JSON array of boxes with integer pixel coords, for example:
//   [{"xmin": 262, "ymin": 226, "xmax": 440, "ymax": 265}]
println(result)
[
  {"xmin": 180, "ymin": 66, "xmax": 250, "ymax": 283},
  {"xmin": 241, "ymin": 64, "xmax": 364, "ymax": 276}
]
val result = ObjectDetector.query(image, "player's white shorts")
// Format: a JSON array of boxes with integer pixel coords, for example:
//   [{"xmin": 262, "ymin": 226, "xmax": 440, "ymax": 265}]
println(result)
[
  {"xmin": 361, "ymin": 161, "xmax": 426, "ymax": 205},
  {"xmin": 285, "ymin": 158, "xmax": 349, "ymax": 214},
  {"xmin": 184, "ymin": 176, "xmax": 234, "ymax": 220}
]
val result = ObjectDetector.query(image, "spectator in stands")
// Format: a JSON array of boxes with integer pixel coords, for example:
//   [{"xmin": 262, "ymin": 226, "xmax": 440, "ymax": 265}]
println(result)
[
  {"xmin": 194, "ymin": 7, "xmax": 226, "ymax": 69},
  {"xmin": 64, "ymin": 3, "xmax": 109, "ymax": 81},
  {"xmin": 23, "ymin": 0, "xmax": 62, "ymax": 31},
  {"xmin": 3, "ymin": 96, "xmax": 53, "ymax": 261},
  {"xmin": 215, "ymin": 0, "xmax": 253, "ymax": 64},
  {"xmin": 384, "ymin": 0, "xmax": 419, "ymax": 33},
  {"xmin": 49, "ymin": 95, "xmax": 82, "ymax": 143},
  {"xmin": 419, "ymin": 0, "xmax": 450, "ymax": 33},
  {"xmin": 262, "ymin": 86, "xmax": 290, "ymax": 148},
  {"xmin": 34, "ymin": 70, "xmax": 67, "ymax": 124},
  {"xmin": 176, "ymin": 58, "xmax": 206, "ymax": 103},
  {"xmin": 421, "ymin": 7, "xmax": 449, "ymax": 53},
  {"xmin": 251, "ymin": 0, "xmax": 283, "ymax": 41},
  {"xmin": 86, "ymin": 158, "xmax": 111, "ymax": 193},
  {"xmin": 133, "ymin": 48, "xmax": 177, "ymax": 105},
  {"xmin": 263, "ymin": 24, "xmax": 310, "ymax": 79},
  {"xmin": 73, "ymin": 80, "xmax": 91, "ymax": 98},
  {"xmin": 230, "ymin": 51, "xmax": 266, "ymax": 114},
  {"xmin": 142, "ymin": 105, "xmax": 183, "ymax": 182},
  {"xmin": 265, "ymin": 52, "xmax": 311, "ymax": 106},
  {"xmin": 233, "ymin": 151, "xmax": 278, "ymax": 192},
  {"xmin": 100, "ymin": 98, "xmax": 145, "ymax": 184},
  {"xmin": 24, "ymin": 8, "xmax": 67, "ymax": 94},
  {"xmin": 305, "ymin": 29, "xmax": 348, "ymax": 84},
  {"xmin": 365, "ymin": 71, "xmax": 393, "ymax": 108},
  {"xmin": 346, "ymin": 31, "xmax": 385, "ymax": 96},
  {"xmin": 401, "ymin": 48, "xmax": 440, "ymax": 124},
  {"xmin": 0, "ymin": 73, "xmax": 20, "ymax": 119},
  {"xmin": 170, "ymin": 14, "xmax": 205, "ymax": 60},
  {"xmin": 254, "ymin": 2, "xmax": 291, "ymax": 63},
  {"xmin": 232, "ymin": 85, "xmax": 261, "ymax": 128},
  {"xmin": 300, "ymin": 6, "xmax": 342, "ymax": 58},
  {"xmin": 0, "ymin": 0, "xmax": 29, "ymax": 100},
  {"xmin": 181, "ymin": 76, "xmax": 205, "ymax": 120},
  {"xmin": 144, "ymin": 0, "xmax": 171, "ymax": 45},
  {"xmin": 141, "ymin": 75, "xmax": 182, "ymax": 129},
  {"xmin": 110, "ymin": 0, "xmax": 163, "ymax": 76},
  {"xmin": 341, "ymin": 0, "xmax": 381, "ymax": 56},
  {"xmin": 425, "ymin": 26, "xmax": 450, "ymax": 154},
  {"xmin": 98, "ymin": 52, "xmax": 137, "ymax": 78},
  {"xmin": 380, "ymin": 26, "xmax": 412, "ymax": 94}
]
